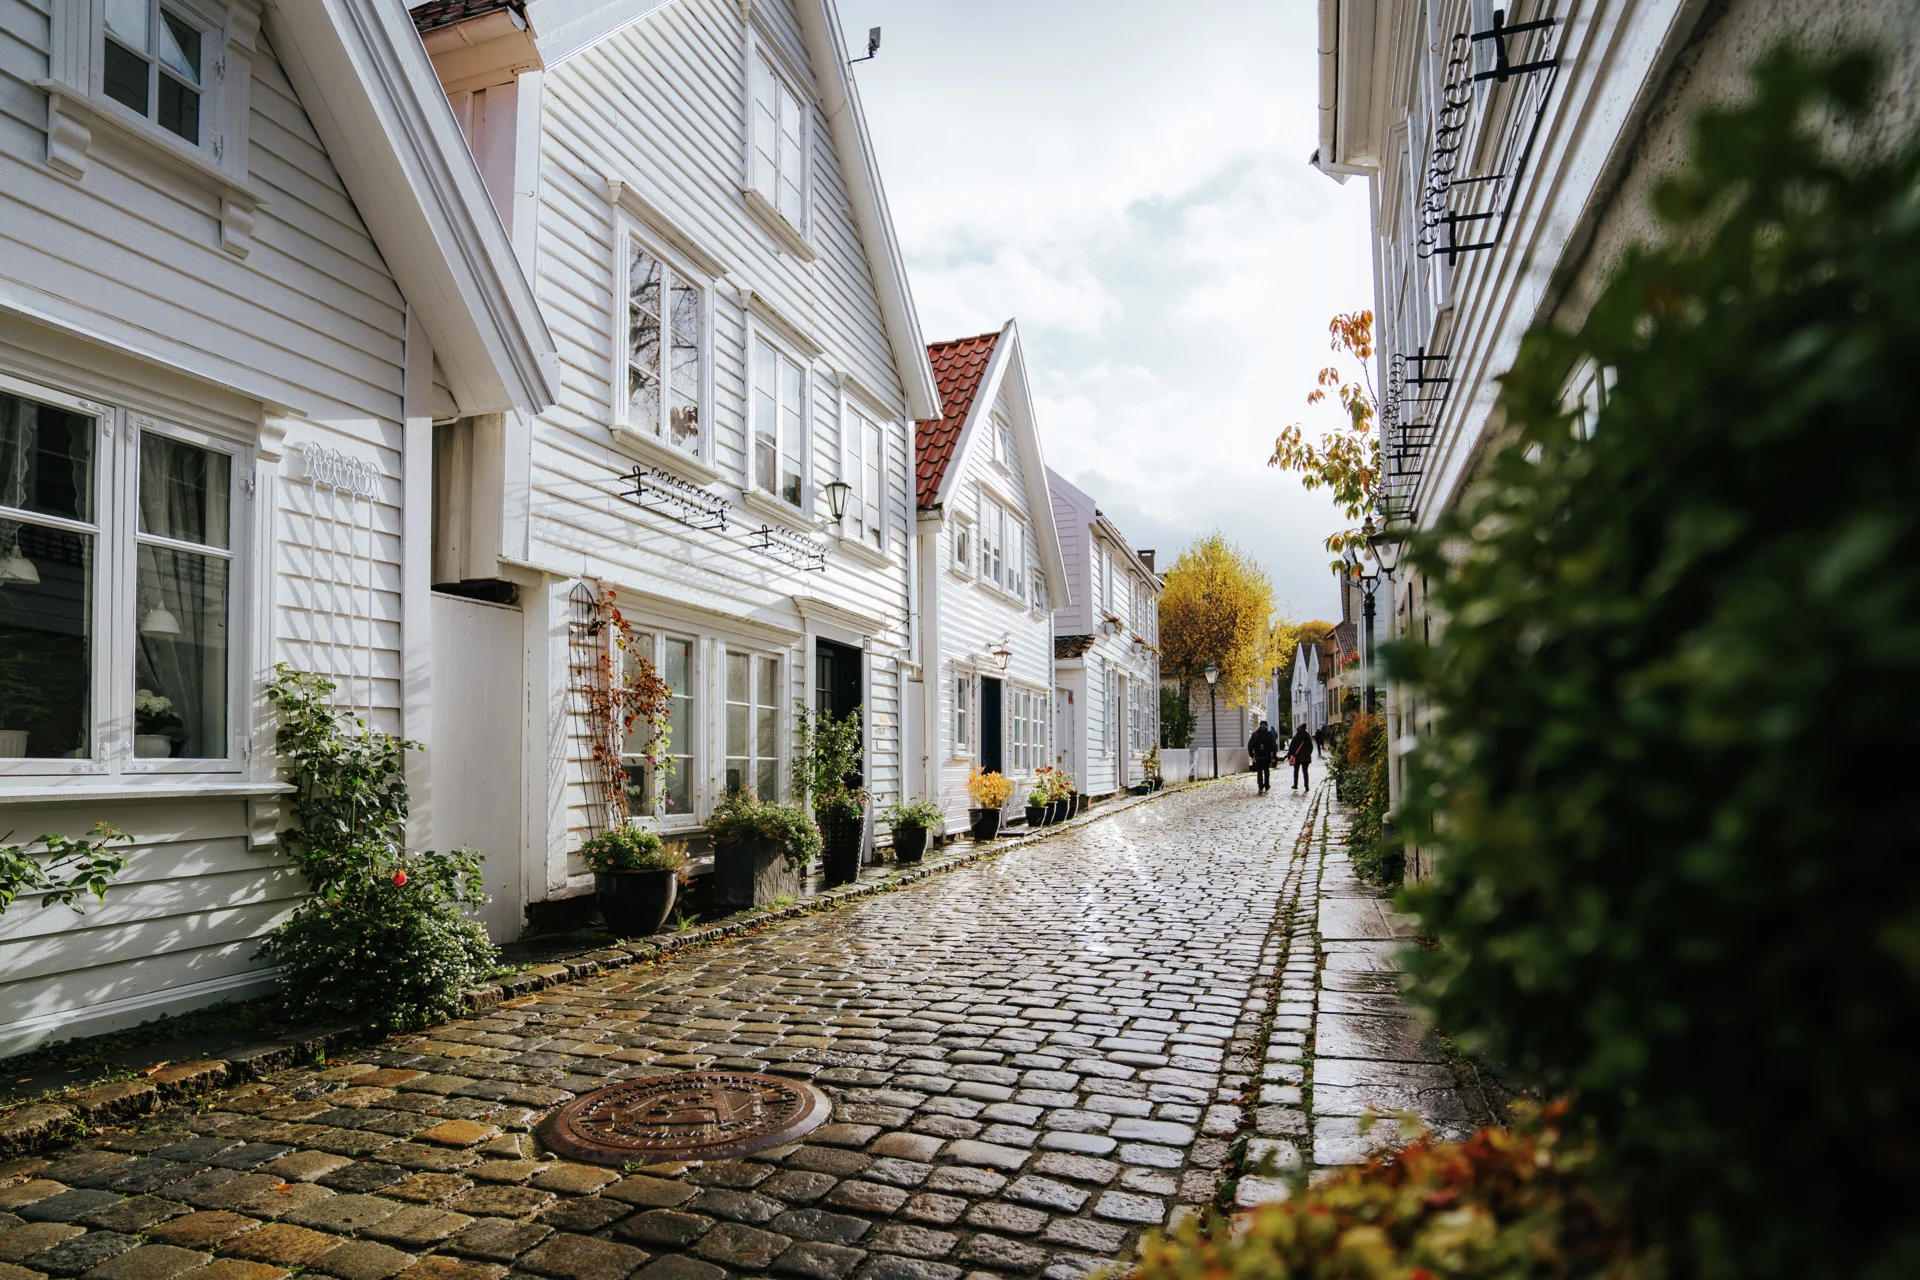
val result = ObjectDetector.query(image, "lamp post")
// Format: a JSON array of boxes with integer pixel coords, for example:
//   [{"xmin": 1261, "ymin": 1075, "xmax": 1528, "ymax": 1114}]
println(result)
[
  {"xmin": 1344, "ymin": 525, "xmax": 1382, "ymax": 715},
  {"xmin": 1203, "ymin": 661, "xmax": 1220, "ymax": 779}
]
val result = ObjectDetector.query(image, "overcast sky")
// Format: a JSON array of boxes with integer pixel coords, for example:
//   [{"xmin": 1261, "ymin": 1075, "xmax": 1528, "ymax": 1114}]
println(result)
[{"xmin": 837, "ymin": 0, "xmax": 1375, "ymax": 624}]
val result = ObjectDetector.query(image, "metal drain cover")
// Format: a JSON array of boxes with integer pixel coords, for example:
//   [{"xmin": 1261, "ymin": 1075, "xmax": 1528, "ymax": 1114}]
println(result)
[{"xmin": 539, "ymin": 1070, "xmax": 832, "ymax": 1166}]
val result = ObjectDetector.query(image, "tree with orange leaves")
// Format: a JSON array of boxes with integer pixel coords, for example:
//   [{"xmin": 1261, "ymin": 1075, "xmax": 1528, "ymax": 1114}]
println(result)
[{"xmin": 1268, "ymin": 310, "xmax": 1380, "ymax": 559}]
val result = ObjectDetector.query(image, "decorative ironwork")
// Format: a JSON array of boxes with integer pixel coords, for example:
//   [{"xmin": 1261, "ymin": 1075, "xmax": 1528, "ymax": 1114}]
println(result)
[
  {"xmin": 751, "ymin": 522, "xmax": 828, "ymax": 573},
  {"xmin": 540, "ymin": 1071, "xmax": 833, "ymax": 1166},
  {"xmin": 1379, "ymin": 348, "xmax": 1452, "ymax": 523},
  {"xmin": 620, "ymin": 466, "xmax": 730, "ymax": 532},
  {"xmin": 567, "ymin": 582, "xmax": 619, "ymax": 840},
  {"xmin": 1418, "ymin": 4, "xmax": 1560, "ymax": 264}
]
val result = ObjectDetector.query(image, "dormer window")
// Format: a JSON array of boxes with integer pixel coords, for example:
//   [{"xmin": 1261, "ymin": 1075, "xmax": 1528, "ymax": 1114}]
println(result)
[{"xmin": 103, "ymin": 0, "xmax": 203, "ymax": 145}]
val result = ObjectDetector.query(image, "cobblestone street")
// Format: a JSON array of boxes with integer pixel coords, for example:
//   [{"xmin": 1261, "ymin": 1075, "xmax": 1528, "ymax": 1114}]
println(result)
[{"xmin": 0, "ymin": 784, "xmax": 1467, "ymax": 1280}]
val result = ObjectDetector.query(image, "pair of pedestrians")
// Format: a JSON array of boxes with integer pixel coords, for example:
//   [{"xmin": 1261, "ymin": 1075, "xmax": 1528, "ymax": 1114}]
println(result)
[{"xmin": 1250, "ymin": 719, "xmax": 1314, "ymax": 792}]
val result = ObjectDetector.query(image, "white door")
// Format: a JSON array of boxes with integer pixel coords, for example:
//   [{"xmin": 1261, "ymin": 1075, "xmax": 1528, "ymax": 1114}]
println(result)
[
  {"xmin": 430, "ymin": 593, "xmax": 524, "ymax": 942},
  {"xmin": 1054, "ymin": 686, "xmax": 1075, "ymax": 780}
]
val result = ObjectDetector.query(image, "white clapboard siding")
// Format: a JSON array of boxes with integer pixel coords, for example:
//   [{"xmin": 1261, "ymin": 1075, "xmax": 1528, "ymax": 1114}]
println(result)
[
  {"xmin": 1, "ymin": 9, "xmax": 412, "ymax": 1048},
  {"xmin": 513, "ymin": 0, "xmax": 916, "ymax": 869}
]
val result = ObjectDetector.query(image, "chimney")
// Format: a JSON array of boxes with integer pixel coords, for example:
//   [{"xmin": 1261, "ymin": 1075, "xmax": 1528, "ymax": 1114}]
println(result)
[{"xmin": 1138, "ymin": 550, "xmax": 1155, "ymax": 572}]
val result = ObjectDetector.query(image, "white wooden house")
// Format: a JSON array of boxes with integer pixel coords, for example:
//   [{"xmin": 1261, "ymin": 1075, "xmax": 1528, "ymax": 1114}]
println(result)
[
  {"xmin": 1046, "ymin": 469, "xmax": 1160, "ymax": 797},
  {"xmin": 0, "ymin": 0, "xmax": 556, "ymax": 1053},
  {"xmin": 912, "ymin": 323, "xmax": 1069, "ymax": 832},
  {"xmin": 1290, "ymin": 639, "xmax": 1328, "ymax": 732},
  {"xmin": 406, "ymin": 0, "xmax": 939, "ymax": 924}
]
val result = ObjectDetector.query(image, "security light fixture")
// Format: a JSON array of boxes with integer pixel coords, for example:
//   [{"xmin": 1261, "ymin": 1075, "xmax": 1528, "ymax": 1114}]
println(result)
[
  {"xmin": 849, "ymin": 26, "xmax": 881, "ymax": 63},
  {"xmin": 824, "ymin": 479, "xmax": 852, "ymax": 525}
]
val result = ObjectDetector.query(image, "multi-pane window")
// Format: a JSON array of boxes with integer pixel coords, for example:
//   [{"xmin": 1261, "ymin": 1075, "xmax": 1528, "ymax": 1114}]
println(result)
[
  {"xmin": 1031, "ymin": 567, "xmax": 1047, "ymax": 614},
  {"xmin": 749, "ymin": 52, "xmax": 806, "ymax": 229},
  {"xmin": 136, "ymin": 432, "xmax": 230, "ymax": 759},
  {"xmin": 622, "ymin": 633, "xmax": 694, "ymax": 818},
  {"xmin": 845, "ymin": 409, "xmax": 886, "ymax": 550},
  {"xmin": 751, "ymin": 335, "xmax": 805, "ymax": 507},
  {"xmin": 102, "ymin": 0, "xmax": 202, "ymax": 144},
  {"xmin": 952, "ymin": 518, "xmax": 972, "ymax": 574},
  {"xmin": 725, "ymin": 651, "xmax": 781, "ymax": 799},
  {"xmin": 1098, "ymin": 545, "xmax": 1114, "ymax": 613},
  {"xmin": 1009, "ymin": 688, "xmax": 1045, "ymax": 774},
  {"xmin": 980, "ymin": 500, "xmax": 1026, "ymax": 598},
  {"xmin": 953, "ymin": 670, "xmax": 973, "ymax": 754},
  {"xmin": 1, "ymin": 382, "xmax": 240, "ymax": 770},
  {"xmin": 623, "ymin": 238, "xmax": 703, "ymax": 453},
  {"xmin": 990, "ymin": 413, "xmax": 1014, "ymax": 467}
]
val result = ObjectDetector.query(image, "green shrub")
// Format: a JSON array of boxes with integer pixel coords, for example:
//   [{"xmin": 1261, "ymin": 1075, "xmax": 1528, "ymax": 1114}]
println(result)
[
  {"xmin": 0, "ymin": 824, "xmax": 132, "ymax": 915},
  {"xmin": 260, "ymin": 665, "xmax": 497, "ymax": 1032},
  {"xmin": 705, "ymin": 789, "xmax": 822, "ymax": 869},
  {"xmin": 1132, "ymin": 1104, "xmax": 1647, "ymax": 1280},
  {"xmin": 881, "ymin": 798, "xmax": 944, "ymax": 830},
  {"xmin": 1388, "ymin": 49, "xmax": 1920, "ymax": 1280},
  {"xmin": 578, "ymin": 824, "xmax": 686, "ymax": 874},
  {"xmin": 1158, "ymin": 684, "xmax": 1194, "ymax": 748}
]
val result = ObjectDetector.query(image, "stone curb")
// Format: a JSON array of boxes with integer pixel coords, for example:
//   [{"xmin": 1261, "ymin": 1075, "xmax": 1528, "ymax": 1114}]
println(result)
[{"xmin": 0, "ymin": 778, "xmax": 1226, "ymax": 1161}]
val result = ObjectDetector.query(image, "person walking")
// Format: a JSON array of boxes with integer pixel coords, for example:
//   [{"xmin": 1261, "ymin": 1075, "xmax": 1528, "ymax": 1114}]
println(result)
[
  {"xmin": 1248, "ymin": 720, "xmax": 1280, "ymax": 794},
  {"xmin": 1288, "ymin": 724, "xmax": 1316, "ymax": 791}
]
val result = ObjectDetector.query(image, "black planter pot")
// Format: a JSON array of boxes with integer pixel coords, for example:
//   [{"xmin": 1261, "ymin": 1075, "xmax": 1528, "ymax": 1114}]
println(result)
[
  {"xmin": 1025, "ymin": 804, "xmax": 1046, "ymax": 828},
  {"xmin": 968, "ymin": 807, "xmax": 1002, "ymax": 841},
  {"xmin": 595, "ymin": 869, "xmax": 678, "ymax": 938},
  {"xmin": 712, "ymin": 834, "xmax": 799, "ymax": 909},
  {"xmin": 1077, "ymin": 794, "xmax": 1090, "ymax": 815},
  {"xmin": 820, "ymin": 812, "xmax": 863, "ymax": 887},
  {"xmin": 893, "ymin": 824, "xmax": 930, "ymax": 863}
]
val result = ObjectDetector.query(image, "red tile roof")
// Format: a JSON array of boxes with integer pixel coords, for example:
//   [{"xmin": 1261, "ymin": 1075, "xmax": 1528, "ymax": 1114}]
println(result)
[{"xmin": 915, "ymin": 331, "xmax": 1000, "ymax": 509}]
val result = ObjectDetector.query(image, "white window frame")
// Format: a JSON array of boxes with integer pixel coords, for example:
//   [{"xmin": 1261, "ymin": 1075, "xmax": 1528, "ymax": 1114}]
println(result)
[
  {"xmin": 742, "ymin": 27, "xmax": 815, "ymax": 258},
  {"xmin": 978, "ymin": 498, "xmax": 1027, "ymax": 600},
  {"xmin": 621, "ymin": 629, "xmax": 700, "ymax": 827},
  {"xmin": 951, "ymin": 513, "xmax": 974, "ymax": 577},
  {"xmin": 952, "ymin": 666, "xmax": 974, "ymax": 758},
  {"xmin": 1007, "ymin": 684, "xmax": 1047, "ymax": 776},
  {"xmin": 722, "ymin": 645, "xmax": 784, "ymax": 801},
  {"xmin": 611, "ymin": 219, "xmax": 715, "ymax": 473},
  {"xmin": 841, "ymin": 399, "xmax": 888, "ymax": 554},
  {"xmin": 989, "ymin": 411, "xmax": 1014, "ymax": 470},
  {"xmin": 0, "ymin": 370, "xmax": 251, "ymax": 783},
  {"xmin": 746, "ymin": 326, "xmax": 810, "ymax": 512},
  {"xmin": 43, "ymin": 0, "xmax": 262, "ymax": 256}
]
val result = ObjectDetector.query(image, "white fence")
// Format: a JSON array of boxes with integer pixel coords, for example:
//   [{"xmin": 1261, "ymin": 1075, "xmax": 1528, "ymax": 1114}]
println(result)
[{"xmin": 1160, "ymin": 747, "xmax": 1249, "ymax": 783}]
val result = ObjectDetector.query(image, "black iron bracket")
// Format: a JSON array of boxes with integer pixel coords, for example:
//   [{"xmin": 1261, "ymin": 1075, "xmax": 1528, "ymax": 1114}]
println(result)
[
  {"xmin": 750, "ymin": 523, "xmax": 827, "ymax": 573},
  {"xmin": 620, "ymin": 466, "xmax": 730, "ymax": 532},
  {"xmin": 1470, "ymin": 8, "xmax": 1559, "ymax": 84}
]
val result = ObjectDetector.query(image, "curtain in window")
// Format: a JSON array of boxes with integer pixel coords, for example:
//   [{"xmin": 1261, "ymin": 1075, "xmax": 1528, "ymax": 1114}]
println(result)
[{"xmin": 135, "ymin": 433, "xmax": 228, "ymax": 758}]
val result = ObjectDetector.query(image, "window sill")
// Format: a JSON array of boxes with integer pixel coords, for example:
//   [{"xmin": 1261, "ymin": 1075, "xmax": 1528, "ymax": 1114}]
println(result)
[
  {"xmin": 834, "ymin": 536, "xmax": 891, "ymax": 570},
  {"xmin": 977, "ymin": 578, "xmax": 1030, "ymax": 610},
  {"xmin": 743, "ymin": 188, "xmax": 818, "ymax": 262},
  {"xmin": 38, "ymin": 80, "xmax": 266, "ymax": 258},
  {"xmin": 737, "ymin": 486, "xmax": 819, "ymax": 531},
  {"xmin": 611, "ymin": 425, "xmax": 723, "ymax": 487},
  {"xmin": 0, "ymin": 779, "xmax": 292, "ymax": 804}
]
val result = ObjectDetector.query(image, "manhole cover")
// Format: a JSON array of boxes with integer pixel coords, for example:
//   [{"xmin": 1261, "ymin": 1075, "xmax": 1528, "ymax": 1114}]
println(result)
[{"xmin": 539, "ymin": 1070, "xmax": 832, "ymax": 1166}]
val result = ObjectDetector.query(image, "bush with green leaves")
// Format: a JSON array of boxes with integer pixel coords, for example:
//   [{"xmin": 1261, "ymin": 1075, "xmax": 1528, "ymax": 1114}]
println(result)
[
  {"xmin": 881, "ymin": 798, "xmax": 943, "ymax": 831},
  {"xmin": 0, "ymin": 824, "xmax": 132, "ymax": 914},
  {"xmin": 704, "ymin": 788, "xmax": 822, "ymax": 870},
  {"xmin": 1158, "ymin": 684, "xmax": 1194, "ymax": 748},
  {"xmin": 1388, "ymin": 48, "xmax": 1919, "ymax": 1280},
  {"xmin": 578, "ymin": 824, "xmax": 686, "ymax": 874},
  {"xmin": 259, "ymin": 665, "xmax": 496, "ymax": 1032}
]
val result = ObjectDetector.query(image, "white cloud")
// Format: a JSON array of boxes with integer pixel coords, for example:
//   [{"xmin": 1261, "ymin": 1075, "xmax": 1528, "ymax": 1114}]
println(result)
[{"xmin": 841, "ymin": 0, "xmax": 1376, "ymax": 620}]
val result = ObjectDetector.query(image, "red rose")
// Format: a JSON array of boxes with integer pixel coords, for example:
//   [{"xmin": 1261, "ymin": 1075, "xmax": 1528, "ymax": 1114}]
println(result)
[{"xmin": 392, "ymin": 870, "xmax": 409, "ymax": 887}]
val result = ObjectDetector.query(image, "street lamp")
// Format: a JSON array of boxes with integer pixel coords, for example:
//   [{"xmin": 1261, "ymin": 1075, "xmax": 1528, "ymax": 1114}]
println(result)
[
  {"xmin": 1345, "ymin": 531, "xmax": 1382, "ymax": 715},
  {"xmin": 1203, "ymin": 661, "xmax": 1220, "ymax": 780}
]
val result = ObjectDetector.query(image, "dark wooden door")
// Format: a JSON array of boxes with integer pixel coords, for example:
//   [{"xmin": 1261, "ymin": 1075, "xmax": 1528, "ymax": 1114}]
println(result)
[{"xmin": 980, "ymin": 676, "xmax": 1003, "ymax": 775}]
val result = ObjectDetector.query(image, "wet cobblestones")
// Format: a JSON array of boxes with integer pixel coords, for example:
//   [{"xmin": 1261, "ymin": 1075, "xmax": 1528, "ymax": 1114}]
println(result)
[{"xmin": 1, "ymin": 783, "xmax": 1346, "ymax": 1280}]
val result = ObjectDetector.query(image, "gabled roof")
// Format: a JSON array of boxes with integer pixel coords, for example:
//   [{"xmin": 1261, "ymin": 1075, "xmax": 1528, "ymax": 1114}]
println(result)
[
  {"xmin": 1332, "ymin": 621, "xmax": 1358, "ymax": 659},
  {"xmin": 270, "ymin": 0, "xmax": 557, "ymax": 415},
  {"xmin": 916, "ymin": 331, "xmax": 999, "ymax": 509},
  {"xmin": 1055, "ymin": 634, "xmax": 1096, "ymax": 661},
  {"xmin": 536, "ymin": 0, "xmax": 938, "ymax": 420}
]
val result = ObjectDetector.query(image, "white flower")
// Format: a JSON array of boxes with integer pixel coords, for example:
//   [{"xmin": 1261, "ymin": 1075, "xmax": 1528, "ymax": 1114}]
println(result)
[{"xmin": 135, "ymin": 689, "xmax": 174, "ymax": 716}]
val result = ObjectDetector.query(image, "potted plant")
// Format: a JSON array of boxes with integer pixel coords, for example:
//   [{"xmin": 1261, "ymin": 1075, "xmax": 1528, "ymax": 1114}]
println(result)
[
  {"xmin": 1043, "ymin": 768, "xmax": 1074, "ymax": 824},
  {"xmin": 794, "ymin": 702, "xmax": 865, "ymax": 887},
  {"xmin": 1145, "ymin": 745, "xmax": 1164, "ymax": 791},
  {"xmin": 705, "ymin": 789, "xmax": 821, "ymax": 909},
  {"xmin": 134, "ymin": 689, "xmax": 184, "ymax": 758},
  {"xmin": 580, "ymin": 824, "xmax": 687, "ymax": 938},
  {"xmin": 882, "ymin": 798, "xmax": 943, "ymax": 864},
  {"xmin": 966, "ymin": 767, "xmax": 1013, "ymax": 841},
  {"xmin": 1025, "ymin": 784, "xmax": 1049, "ymax": 830}
]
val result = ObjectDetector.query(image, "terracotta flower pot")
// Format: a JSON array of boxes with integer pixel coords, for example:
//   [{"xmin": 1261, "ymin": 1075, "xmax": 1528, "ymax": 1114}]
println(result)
[{"xmin": 595, "ymin": 869, "xmax": 678, "ymax": 938}]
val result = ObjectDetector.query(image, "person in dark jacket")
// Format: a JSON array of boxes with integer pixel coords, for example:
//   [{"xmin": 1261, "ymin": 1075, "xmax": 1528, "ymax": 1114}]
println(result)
[
  {"xmin": 1247, "ymin": 720, "xmax": 1280, "ymax": 793},
  {"xmin": 1288, "ymin": 724, "xmax": 1315, "ymax": 791}
]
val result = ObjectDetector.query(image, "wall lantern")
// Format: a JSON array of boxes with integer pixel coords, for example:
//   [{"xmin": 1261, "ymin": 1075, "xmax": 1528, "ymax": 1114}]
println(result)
[
  {"xmin": 823, "ymin": 479, "xmax": 852, "ymax": 525},
  {"xmin": 989, "ymin": 640, "xmax": 1013, "ymax": 671}
]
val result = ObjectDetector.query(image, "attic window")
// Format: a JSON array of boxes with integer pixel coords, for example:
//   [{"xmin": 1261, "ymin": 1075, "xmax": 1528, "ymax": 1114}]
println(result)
[
  {"xmin": 746, "ymin": 45, "xmax": 812, "ymax": 256},
  {"xmin": 104, "ymin": 0, "xmax": 203, "ymax": 145}
]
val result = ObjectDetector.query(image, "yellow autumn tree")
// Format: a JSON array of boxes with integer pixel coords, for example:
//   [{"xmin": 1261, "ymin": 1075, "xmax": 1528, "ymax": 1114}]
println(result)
[
  {"xmin": 1160, "ymin": 535, "xmax": 1278, "ymax": 708},
  {"xmin": 1270, "ymin": 617, "xmax": 1337, "ymax": 689}
]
